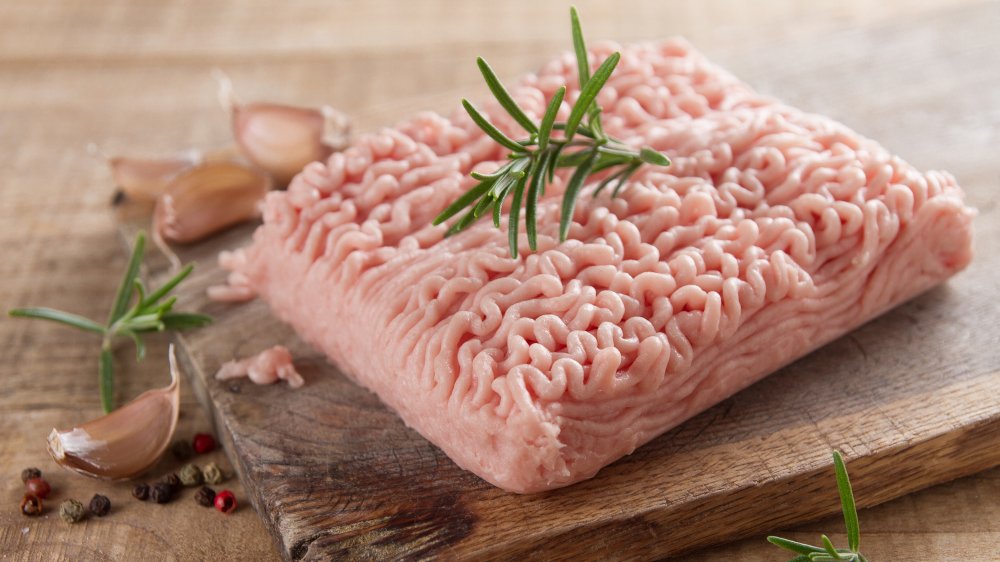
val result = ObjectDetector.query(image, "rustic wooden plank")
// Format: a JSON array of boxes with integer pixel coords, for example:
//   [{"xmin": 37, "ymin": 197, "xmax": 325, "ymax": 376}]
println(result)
[{"xmin": 129, "ymin": 2, "xmax": 1000, "ymax": 560}]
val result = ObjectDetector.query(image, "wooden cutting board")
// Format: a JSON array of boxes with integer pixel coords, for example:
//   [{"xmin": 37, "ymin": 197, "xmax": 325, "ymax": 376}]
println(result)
[{"xmin": 123, "ymin": 7, "xmax": 1000, "ymax": 560}]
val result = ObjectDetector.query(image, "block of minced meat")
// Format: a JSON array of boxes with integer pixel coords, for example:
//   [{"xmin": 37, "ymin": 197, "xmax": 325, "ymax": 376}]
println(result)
[{"xmin": 218, "ymin": 39, "xmax": 974, "ymax": 493}]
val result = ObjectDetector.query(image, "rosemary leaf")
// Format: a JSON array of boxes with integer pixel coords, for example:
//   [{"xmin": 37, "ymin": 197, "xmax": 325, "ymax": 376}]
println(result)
[
  {"xmin": 593, "ymin": 166, "xmax": 630, "ymax": 198},
  {"xmin": 537, "ymin": 86, "xmax": 566, "ymax": 151},
  {"xmin": 507, "ymin": 160, "xmax": 535, "ymax": 258},
  {"xmin": 525, "ymin": 154, "xmax": 547, "ymax": 251},
  {"xmin": 833, "ymin": 451, "xmax": 861, "ymax": 553},
  {"xmin": 820, "ymin": 536, "xmax": 844, "ymax": 560},
  {"xmin": 160, "ymin": 312, "xmax": 213, "ymax": 330},
  {"xmin": 477, "ymin": 57, "xmax": 538, "ymax": 135},
  {"xmin": 445, "ymin": 208, "xmax": 479, "ymax": 237},
  {"xmin": 611, "ymin": 162, "xmax": 641, "ymax": 197},
  {"xmin": 7, "ymin": 307, "xmax": 106, "ymax": 335},
  {"xmin": 108, "ymin": 232, "xmax": 146, "ymax": 324},
  {"xmin": 433, "ymin": 178, "xmax": 496, "ymax": 225},
  {"xmin": 462, "ymin": 99, "xmax": 526, "ymax": 153},
  {"xmin": 559, "ymin": 150, "xmax": 597, "ymax": 241},
  {"xmin": 564, "ymin": 51, "xmax": 620, "ymax": 141},
  {"xmin": 767, "ymin": 537, "xmax": 827, "ymax": 556},
  {"xmin": 640, "ymin": 146, "xmax": 672, "ymax": 166},
  {"xmin": 570, "ymin": 6, "xmax": 590, "ymax": 87},
  {"xmin": 140, "ymin": 264, "xmax": 193, "ymax": 309}
]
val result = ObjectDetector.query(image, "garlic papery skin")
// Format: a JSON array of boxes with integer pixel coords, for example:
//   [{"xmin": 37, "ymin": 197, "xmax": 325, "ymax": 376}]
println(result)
[
  {"xmin": 153, "ymin": 161, "xmax": 272, "ymax": 244},
  {"xmin": 47, "ymin": 345, "xmax": 182, "ymax": 480},
  {"xmin": 109, "ymin": 151, "xmax": 202, "ymax": 206},
  {"xmin": 232, "ymin": 102, "xmax": 351, "ymax": 185}
]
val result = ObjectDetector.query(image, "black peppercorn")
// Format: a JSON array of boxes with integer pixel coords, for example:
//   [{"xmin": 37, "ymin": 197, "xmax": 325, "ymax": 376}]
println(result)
[
  {"xmin": 159, "ymin": 473, "xmax": 181, "ymax": 493},
  {"xmin": 89, "ymin": 494, "xmax": 111, "ymax": 517},
  {"xmin": 193, "ymin": 486, "xmax": 216, "ymax": 507},
  {"xmin": 151, "ymin": 482, "xmax": 173, "ymax": 504},
  {"xmin": 20, "ymin": 467, "xmax": 42, "ymax": 484},
  {"xmin": 171, "ymin": 439, "xmax": 195, "ymax": 461},
  {"xmin": 20, "ymin": 493, "xmax": 43, "ymax": 516},
  {"xmin": 132, "ymin": 483, "xmax": 150, "ymax": 501}
]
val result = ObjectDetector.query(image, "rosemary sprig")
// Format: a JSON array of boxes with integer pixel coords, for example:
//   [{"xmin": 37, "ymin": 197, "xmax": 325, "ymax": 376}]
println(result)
[
  {"xmin": 433, "ymin": 7, "xmax": 672, "ymax": 257},
  {"xmin": 768, "ymin": 451, "xmax": 869, "ymax": 562},
  {"xmin": 8, "ymin": 231, "xmax": 211, "ymax": 413}
]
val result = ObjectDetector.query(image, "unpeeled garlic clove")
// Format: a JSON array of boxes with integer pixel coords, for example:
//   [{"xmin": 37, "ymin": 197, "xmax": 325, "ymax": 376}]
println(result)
[
  {"xmin": 232, "ymin": 102, "xmax": 351, "ymax": 185},
  {"xmin": 153, "ymin": 161, "xmax": 272, "ymax": 244},
  {"xmin": 47, "ymin": 345, "xmax": 182, "ymax": 480},
  {"xmin": 109, "ymin": 151, "xmax": 201, "ymax": 206}
]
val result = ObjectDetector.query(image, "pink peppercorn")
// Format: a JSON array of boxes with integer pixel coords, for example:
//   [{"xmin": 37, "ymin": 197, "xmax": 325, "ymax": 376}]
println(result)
[
  {"xmin": 214, "ymin": 490, "xmax": 236, "ymax": 514},
  {"xmin": 192, "ymin": 433, "xmax": 216, "ymax": 454}
]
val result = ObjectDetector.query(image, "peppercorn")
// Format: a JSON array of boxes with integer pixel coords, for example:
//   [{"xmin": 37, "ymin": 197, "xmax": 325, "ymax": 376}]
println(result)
[
  {"xmin": 20, "ymin": 467, "xmax": 41, "ymax": 484},
  {"xmin": 59, "ymin": 499, "xmax": 86, "ymax": 524},
  {"xmin": 25, "ymin": 477, "xmax": 51, "ymax": 499},
  {"xmin": 202, "ymin": 462, "xmax": 224, "ymax": 485},
  {"xmin": 151, "ymin": 482, "xmax": 173, "ymax": 504},
  {"xmin": 214, "ymin": 490, "xmax": 237, "ymax": 514},
  {"xmin": 171, "ymin": 439, "xmax": 195, "ymax": 461},
  {"xmin": 193, "ymin": 486, "xmax": 216, "ymax": 507},
  {"xmin": 132, "ymin": 483, "xmax": 150, "ymax": 501},
  {"xmin": 192, "ymin": 433, "xmax": 216, "ymax": 454},
  {"xmin": 179, "ymin": 463, "xmax": 203, "ymax": 487},
  {"xmin": 159, "ymin": 473, "xmax": 181, "ymax": 493},
  {"xmin": 89, "ymin": 494, "xmax": 111, "ymax": 517},
  {"xmin": 20, "ymin": 494, "xmax": 43, "ymax": 516}
]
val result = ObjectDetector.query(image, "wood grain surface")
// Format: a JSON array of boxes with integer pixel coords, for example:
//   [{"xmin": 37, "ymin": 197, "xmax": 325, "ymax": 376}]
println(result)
[{"xmin": 2, "ymin": 1, "xmax": 999, "ymax": 560}]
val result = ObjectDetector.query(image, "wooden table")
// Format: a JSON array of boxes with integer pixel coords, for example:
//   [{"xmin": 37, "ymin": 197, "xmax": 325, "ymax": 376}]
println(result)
[{"xmin": 2, "ymin": 1, "xmax": 997, "ymax": 559}]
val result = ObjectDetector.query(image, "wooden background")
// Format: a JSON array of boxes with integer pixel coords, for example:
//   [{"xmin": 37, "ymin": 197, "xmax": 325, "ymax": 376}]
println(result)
[{"xmin": 2, "ymin": 0, "xmax": 998, "ymax": 560}]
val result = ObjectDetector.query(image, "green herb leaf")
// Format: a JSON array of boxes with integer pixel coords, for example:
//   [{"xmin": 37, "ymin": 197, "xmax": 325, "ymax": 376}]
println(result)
[
  {"xmin": 538, "ymin": 86, "xmax": 566, "ymax": 151},
  {"xmin": 570, "ymin": 6, "xmax": 590, "ymax": 87},
  {"xmin": 559, "ymin": 150, "xmax": 597, "ymax": 241},
  {"xmin": 433, "ymin": 179, "xmax": 497, "ymax": 225},
  {"xmin": 477, "ymin": 57, "xmax": 538, "ymax": 135},
  {"xmin": 160, "ymin": 312, "xmax": 213, "ymax": 331},
  {"xmin": 767, "ymin": 537, "xmax": 826, "ymax": 556},
  {"xmin": 820, "ymin": 535, "xmax": 845, "ymax": 560},
  {"xmin": 640, "ymin": 146, "xmax": 671, "ymax": 166},
  {"xmin": 8, "ymin": 307, "xmax": 106, "ymax": 335},
  {"xmin": 141, "ymin": 264, "xmax": 194, "ymax": 309},
  {"xmin": 833, "ymin": 451, "xmax": 861, "ymax": 553},
  {"xmin": 564, "ymin": 51, "xmax": 620, "ymax": 141},
  {"xmin": 462, "ymin": 99, "xmax": 527, "ymax": 153},
  {"xmin": 525, "ymin": 154, "xmax": 547, "ymax": 251},
  {"xmin": 108, "ymin": 232, "xmax": 146, "ymax": 324}
]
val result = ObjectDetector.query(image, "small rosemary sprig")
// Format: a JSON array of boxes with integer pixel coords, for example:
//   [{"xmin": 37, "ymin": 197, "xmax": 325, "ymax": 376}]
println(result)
[
  {"xmin": 433, "ymin": 7, "xmax": 671, "ymax": 257},
  {"xmin": 8, "ymin": 232, "xmax": 211, "ymax": 413},
  {"xmin": 768, "ymin": 451, "xmax": 869, "ymax": 562}
]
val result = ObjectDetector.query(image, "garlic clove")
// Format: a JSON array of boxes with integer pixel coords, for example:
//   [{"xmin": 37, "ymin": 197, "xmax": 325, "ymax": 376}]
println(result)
[
  {"xmin": 109, "ymin": 151, "xmax": 202, "ymax": 206},
  {"xmin": 153, "ymin": 161, "xmax": 272, "ymax": 244},
  {"xmin": 232, "ymin": 101, "xmax": 351, "ymax": 185},
  {"xmin": 48, "ymin": 345, "xmax": 182, "ymax": 480}
]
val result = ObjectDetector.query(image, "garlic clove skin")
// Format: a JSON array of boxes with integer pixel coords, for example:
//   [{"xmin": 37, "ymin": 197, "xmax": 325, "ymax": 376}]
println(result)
[
  {"xmin": 47, "ymin": 345, "xmax": 182, "ymax": 480},
  {"xmin": 232, "ymin": 102, "xmax": 351, "ymax": 185},
  {"xmin": 109, "ymin": 151, "xmax": 202, "ymax": 206},
  {"xmin": 153, "ymin": 161, "xmax": 272, "ymax": 244}
]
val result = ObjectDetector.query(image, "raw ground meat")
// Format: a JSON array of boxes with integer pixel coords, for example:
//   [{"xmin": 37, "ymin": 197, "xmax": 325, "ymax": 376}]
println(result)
[{"xmin": 221, "ymin": 38, "xmax": 974, "ymax": 493}]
